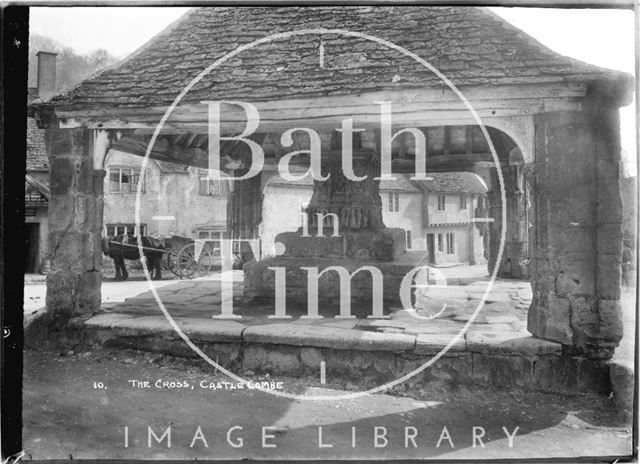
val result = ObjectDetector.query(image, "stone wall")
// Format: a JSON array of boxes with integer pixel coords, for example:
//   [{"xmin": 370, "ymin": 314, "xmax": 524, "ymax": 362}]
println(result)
[
  {"xmin": 528, "ymin": 107, "xmax": 623, "ymax": 357},
  {"xmin": 45, "ymin": 128, "xmax": 103, "ymax": 320}
]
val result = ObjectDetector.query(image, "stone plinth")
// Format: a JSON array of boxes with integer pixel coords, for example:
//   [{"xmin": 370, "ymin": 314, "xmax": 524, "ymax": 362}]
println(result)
[
  {"xmin": 246, "ymin": 144, "xmax": 417, "ymax": 310},
  {"xmin": 276, "ymin": 228, "xmax": 406, "ymax": 261},
  {"xmin": 245, "ymin": 253, "xmax": 423, "ymax": 310}
]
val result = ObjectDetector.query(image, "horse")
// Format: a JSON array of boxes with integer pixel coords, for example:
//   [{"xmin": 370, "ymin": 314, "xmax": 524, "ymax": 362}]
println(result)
[{"xmin": 102, "ymin": 235, "xmax": 165, "ymax": 281}]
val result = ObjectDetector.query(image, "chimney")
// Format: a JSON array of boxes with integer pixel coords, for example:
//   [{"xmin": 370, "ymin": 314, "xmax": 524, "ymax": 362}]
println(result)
[{"xmin": 36, "ymin": 51, "xmax": 57, "ymax": 99}]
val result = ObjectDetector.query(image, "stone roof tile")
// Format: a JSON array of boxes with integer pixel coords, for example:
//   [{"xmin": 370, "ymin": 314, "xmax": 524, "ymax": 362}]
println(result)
[
  {"xmin": 26, "ymin": 118, "xmax": 48, "ymax": 172},
  {"xmin": 43, "ymin": 7, "xmax": 630, "ymax": 111},
  {"xmin": 414, "ymin": 172, "xmax": 488, "ymax": 194}
]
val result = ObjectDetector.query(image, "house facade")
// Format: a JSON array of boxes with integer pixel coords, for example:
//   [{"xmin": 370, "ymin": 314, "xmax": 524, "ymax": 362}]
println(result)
[
  {"xmin": 259, "ymin": 171, "xmax": 487, "ymax": 265},
  {"xmin": 418, "ymin": 172, "xmax": 488, "ymax": 266},
  {"xmin": 103, "ymin": 150, "xmax": 228, "ymax": 241}
]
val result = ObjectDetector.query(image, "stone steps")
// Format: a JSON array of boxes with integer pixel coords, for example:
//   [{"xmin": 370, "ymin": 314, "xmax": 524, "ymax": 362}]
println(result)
[{"xmin": 66, "ymin": 312, "xmax": 614, "ymax": 396}]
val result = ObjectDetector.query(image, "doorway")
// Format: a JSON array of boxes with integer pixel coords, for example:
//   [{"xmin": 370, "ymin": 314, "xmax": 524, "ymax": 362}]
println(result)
[
  {"xmin": 24, "ymin": 223, "xmax": 40, "ymax": 273},
  {"xmin": 426, "ymin": 233, "xmax": 435, "ymax": 264}
]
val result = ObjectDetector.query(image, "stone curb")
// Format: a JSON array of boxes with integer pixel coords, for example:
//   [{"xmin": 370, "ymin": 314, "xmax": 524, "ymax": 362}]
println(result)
[
  {"xmin": 73, "ymin": 314, "xmax": 612, "ymax": 396},
  {"xmin": 81, "ymin": 313, "xmax": 563, "ymax": 357}
]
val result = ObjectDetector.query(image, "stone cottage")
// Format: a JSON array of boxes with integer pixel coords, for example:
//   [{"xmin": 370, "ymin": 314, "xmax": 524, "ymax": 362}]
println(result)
[{"xmin": 416, "ymin": 172, "xmax": 487, "ymax": 266}]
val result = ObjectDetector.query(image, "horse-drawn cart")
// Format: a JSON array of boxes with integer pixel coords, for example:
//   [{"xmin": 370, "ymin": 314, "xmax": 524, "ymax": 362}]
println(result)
[
  {"xmin": 164, "ymin": 235, "xmax": 219, "ymax": 279},
  {"xmin": 103, "ymin": 234, "xmax": 220, "ymax": 280}
]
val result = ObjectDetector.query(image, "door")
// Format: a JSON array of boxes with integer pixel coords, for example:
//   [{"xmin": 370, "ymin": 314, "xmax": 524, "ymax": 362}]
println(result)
[
  {"xmin": 24, "ymin": 223, "xmax": 40, "ymax": 273},
  {"xmin": 426, "ymin": 233, "xmax": 435, "ymax": 264}
]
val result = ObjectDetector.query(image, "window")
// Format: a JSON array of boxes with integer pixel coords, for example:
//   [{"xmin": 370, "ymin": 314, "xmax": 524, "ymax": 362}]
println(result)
[
  {"xmin": 196, "ymin": 229, "xmax": 224, "ymax": 240},
  {"xmin": 437, "ymin": 233, "xmax": 443, "ymax": 252},
  {"xmin": 437, "ymin": 195, "xmax": 446, "ymax": 211},
  {"xmin": 460, "ymin": 195, "xmax": 467, "ymax": 210},
  {"xmin": 387, "ymin": 192, "xmax": 400, "ymax": 212},
  {"xmin": 109, "ymin": 167, "xmax": 144, "ymax": 193},
  {"xmin": 446, "ymin": 232, "xmax": 455, "ymax": 254},
  {"xmin": 106, "ymin": 223, "xmax": 146, "ymax": 236},
  {"xmin": 406, "ymin": 230, "xmax": 412, "ymax": 249},
  {"xmin": 195, "ymin": 229, "xmax": 225, "ymax": 255},
  {"xmin": 198, "ymin": 172, "xmax": 230, "ymax": 197}
]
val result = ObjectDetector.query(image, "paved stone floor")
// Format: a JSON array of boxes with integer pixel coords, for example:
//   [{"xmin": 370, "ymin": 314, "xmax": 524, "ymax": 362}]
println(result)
[
  {"xmin": 100, "ymin": 268, "xmax": 530, "ymax": 331},
  {"xmin": 25, "ymin": 263, "xmax": 636, "ymax": 369}
]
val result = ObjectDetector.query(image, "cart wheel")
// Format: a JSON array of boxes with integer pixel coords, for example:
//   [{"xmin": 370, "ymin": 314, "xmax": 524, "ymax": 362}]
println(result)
[
  {"xmin": 167, "ymin": 252, "xmax": 182, "ymax": 278},
  {"xmin": 176, "ymin": 243, "xmax": 214, "ymax": 279}
]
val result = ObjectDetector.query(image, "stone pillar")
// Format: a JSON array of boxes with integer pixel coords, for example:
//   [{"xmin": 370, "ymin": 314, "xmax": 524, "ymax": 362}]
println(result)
[
  {"xmin": 592, "ymin": 104, "xmax": 625, "ymax": 353},
  {"xmin": 306, "ymin": 149, "xmax": 385, "ymax": 233},
  {"xmin": 274, "ymin": 147, "xmax": 406, "ymax": 261},
  {"xmin": 528, "ymin": 108, "xmax": 623, "ymax": 357},
  {"xmin": 488, "ymin": 163, "xmax": 530, "ymax": 279},
  {"xmin": 45, "ymin": 128, "xmax": 103, "ymax": 321}
]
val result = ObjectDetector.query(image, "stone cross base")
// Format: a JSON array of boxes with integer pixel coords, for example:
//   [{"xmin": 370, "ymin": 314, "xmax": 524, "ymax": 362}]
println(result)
[
  {"xmin": 244, "ymin": 252, "xmax": 424, "ymax": 311},
  {"xmin": 275, "ymin": 228, "xmax": 407, "ymax": 261}
]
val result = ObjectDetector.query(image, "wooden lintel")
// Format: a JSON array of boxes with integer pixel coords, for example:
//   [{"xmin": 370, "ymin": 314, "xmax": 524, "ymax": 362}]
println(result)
[
  {"xmin": 110, "ymin": 135, "xmax": 204, "ymax": 167},
  {"xmin": 52, "ymin": 83, "xmax": 586, "ymax": 131},
  {"xmin": 392, "ymin": 152, "xmax": 500, "ymax": 174}
]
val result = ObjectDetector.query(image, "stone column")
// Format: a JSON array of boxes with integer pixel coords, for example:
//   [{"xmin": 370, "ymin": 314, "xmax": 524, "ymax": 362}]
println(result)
[
  {"xmin": 45, "ymin": 128, "xmax": 103, "ymax": 321},
  {"xmin": 488, "ymin": 163, "xmax": 530, "ymax": 279},
  {"xmin": 592, "ymin": 103, "xmax": 625, "ymax": 355},
  {"xmin": 528, "ymin": 108, "xmax": 623, "ymax": 357},
  {"xmin": 278, "ymin": 147, "xmax": 406, "ymax": 261},
  {"xmin": 306, "ymin": 149, "xmax": 385, "ymax": 233}
]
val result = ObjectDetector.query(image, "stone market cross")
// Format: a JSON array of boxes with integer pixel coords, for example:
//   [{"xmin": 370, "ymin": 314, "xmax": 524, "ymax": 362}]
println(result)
[{"xmin": 30, "ymin": 6, "xmax": 634, "ymax": 358}]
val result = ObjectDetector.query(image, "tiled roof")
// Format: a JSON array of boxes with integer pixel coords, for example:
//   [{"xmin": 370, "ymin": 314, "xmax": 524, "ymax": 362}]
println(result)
[
  {"xmin": 414, "ymin": 172, "xmax": 488, "ymax": 194},
  {"xmin": 380, "ymin": 176, "xmax": 421, "ymax": 192},
  {"xmin": 157, "ymin": 160, "xmax": 190, "ymax": 173},
  {"xmin": 42, "ymin": 7, "xmax": 630, "ymax": 111},
  {"xmin": 26, "ymin": 117, "xmax": 48, "ymax": 172},
  {"xmin": 267, "ymin": 173, "xmax": 420, "ymax": 192}
]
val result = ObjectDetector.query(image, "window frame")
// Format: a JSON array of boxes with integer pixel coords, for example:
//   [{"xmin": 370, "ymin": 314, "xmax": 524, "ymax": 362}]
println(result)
[
  {"xmin": 437, "ymin": 233, "xmax": 444, "ymax": 252},
  {"xmin": 106, "ymin": 223, "xmax": 147, "ymax": 237},
  {"xmin": 460, "ymin": 195, "xmax": 467, "ymax": 210},
  {"xmin": 387, "ymin": 192, "xmax": 400, "ymax": 212},
  {"xmin": 446, "ymin": 232, "xmax": 455, "ymax": 254},
  {"xmin": 437, "ymin": 195, "xmax": 446, "ymax": 212},
  {"xmin": 198, "ymin": 172, "xmax": 231, "ymax": 197},
  {"xmin": 108, "ymin": 166, "xmax": 145, "ymax": 194}
]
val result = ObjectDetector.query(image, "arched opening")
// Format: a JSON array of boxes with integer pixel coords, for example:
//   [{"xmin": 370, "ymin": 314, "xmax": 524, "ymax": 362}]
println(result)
[{"xmin": 248, "ymin": 125, "xmax": 534, "ymax": 325}]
